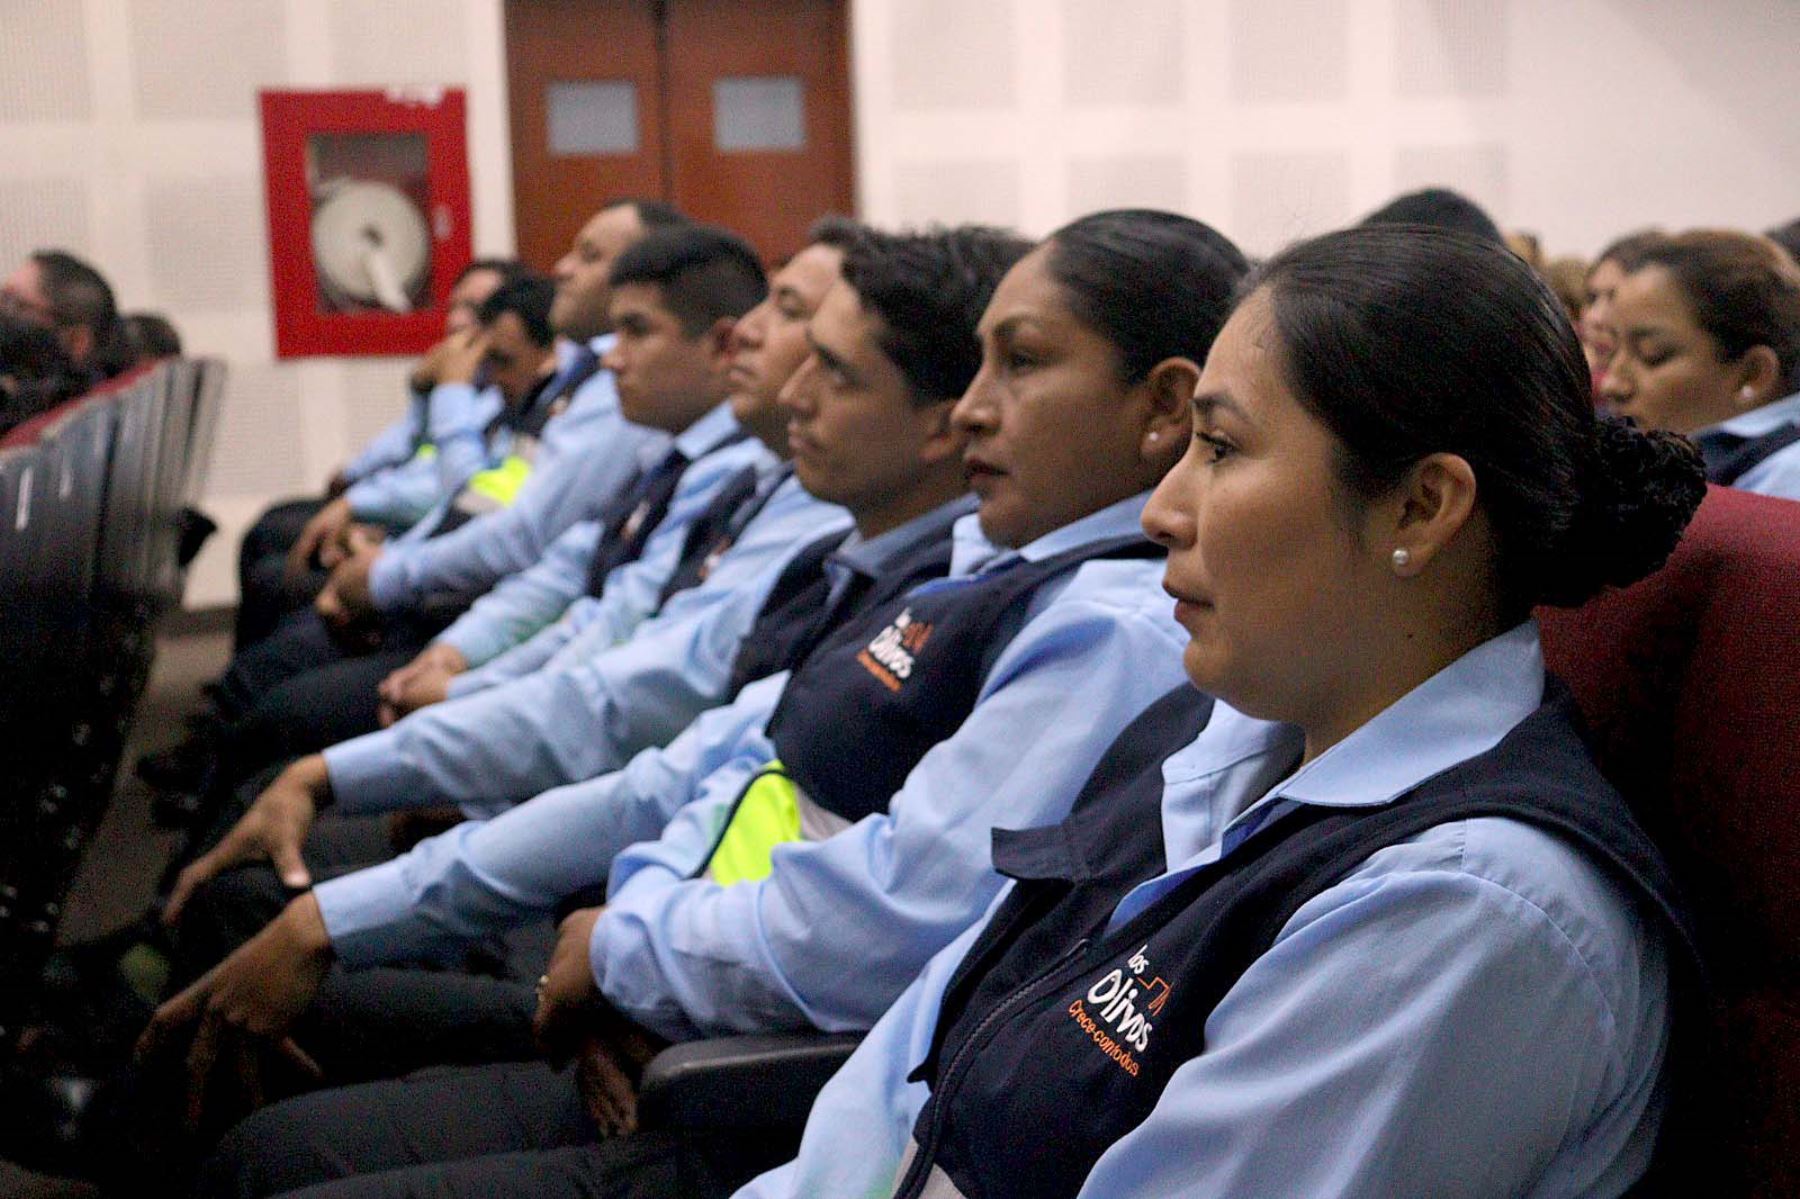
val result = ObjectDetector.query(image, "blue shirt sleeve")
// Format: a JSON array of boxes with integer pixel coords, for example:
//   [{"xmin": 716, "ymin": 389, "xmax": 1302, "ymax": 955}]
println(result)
[
  {"xmin": 322, "ymin": 483, "xmax": 849, "ymax": 817},
  {"xmin": 590, "ymin": 561, "xmax": 1192, "ymax": 1041},
  {"xmin": 731, "ymin": 893, "xmax": 1008, "ymax": 1199},
  {"xmin": 342, "ymin": 382, "xmax": 500, "ymax": 527},
  {"xmin": 434, "ymin": 519, "xmax": 602, "ymax": 669},
  {"xmin": 367, "ymin": 371, "xmax": 667, "ymax": 614},
  {"xmin": 443, "ymin": 439, "xmax": 774, "ymax": 694},
  {"xmin": 339, "ymin": 406, "xmax": 421, "ymax": 484},
  {"xmin": 311, "ymin": 673, "xmax": 787, "ymax": 968}
]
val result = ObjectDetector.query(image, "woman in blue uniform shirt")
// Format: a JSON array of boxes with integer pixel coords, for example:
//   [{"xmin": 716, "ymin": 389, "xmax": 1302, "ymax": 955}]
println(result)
[
  {"xmin": 737, "ymin": 226, "xmax": 1707, "ymax": 1199},
  {"xmin": 1600, "ymin": 229, "xmax": 1800, "ymax": 498}
]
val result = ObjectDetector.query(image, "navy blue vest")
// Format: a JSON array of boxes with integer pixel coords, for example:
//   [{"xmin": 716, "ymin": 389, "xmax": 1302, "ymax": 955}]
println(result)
[
  {"xmin": 762, "ymin": 536, "xmax": 1163, "ymax": 828},
  {"xmin": 1700, "ymin": 422, "xmax": 1800, "ymax": 486},
  {"xmin": 725, "ymin": 528, "xmax": 954, "ymax": 697},
  {"xmin": 653, "ymin": 465, "xmax": 771, "ymax": 608},
  {"xmin": 896, "ymin": 681, "xmax": 1700, "ymax": 1199}
]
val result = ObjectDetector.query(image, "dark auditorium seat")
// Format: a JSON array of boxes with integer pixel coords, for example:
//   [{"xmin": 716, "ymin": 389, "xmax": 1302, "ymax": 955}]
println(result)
[{"xmin": 1540, "ymin": 484, "xmax": 1800, "ymax": 1197}]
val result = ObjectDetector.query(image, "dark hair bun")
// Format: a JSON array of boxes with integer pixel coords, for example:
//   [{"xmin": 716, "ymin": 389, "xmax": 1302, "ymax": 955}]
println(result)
[{"xmin": 1540, "ymin": 418, "xmax": 1707, "ymax": 607}]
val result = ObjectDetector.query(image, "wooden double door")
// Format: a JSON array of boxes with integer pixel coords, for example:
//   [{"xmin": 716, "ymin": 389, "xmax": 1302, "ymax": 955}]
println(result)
[{"xmin": 505, "ymin": 0, "xmax": 855, "ymax": 267}]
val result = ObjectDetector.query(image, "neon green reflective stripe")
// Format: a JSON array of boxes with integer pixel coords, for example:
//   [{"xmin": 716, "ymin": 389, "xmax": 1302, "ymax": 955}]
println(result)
[
  {"xmin": 707, "ymin": 761, "xmax": 801, "ymax": 887},
  {"xmin": 465, "ymin": 454, "xmax": 531, "ymax": 507},
  {"xmin": 411, "ymin": 443, "xmax": 437, "ymax": 462}
]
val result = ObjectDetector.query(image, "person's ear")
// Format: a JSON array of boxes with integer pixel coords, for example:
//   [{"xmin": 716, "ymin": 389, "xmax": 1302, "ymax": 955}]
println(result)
[
  {"xmin": 703, "ymin": 316, "xmax": 737, "ymax": 366},
  {"xmin": 1137, "ymin": 356, "xmax": 1200, "ymax": 459},
  {"xmin": 1383, "ymin": 452, "xmax": 1478, "ymax": 578},
  {"xmin": 1733, "ymin": 345, "xmax": 1784, "ymax": 410},
  {"xmin": 911, "ymin": 397, "xmax": 966, "ymax": 467},
  {"xmin": 60, "ymin": 324, "xmax": 93, "ymax": 366}
]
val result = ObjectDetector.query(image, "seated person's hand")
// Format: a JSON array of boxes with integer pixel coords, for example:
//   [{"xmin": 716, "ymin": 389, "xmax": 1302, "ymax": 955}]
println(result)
[
  {"xmin": 136, "ymin": 893, "xmax": 333, "ymax": 1130},
  {"xmin": 376, "ymin": 642, "xmax": 469, "ymax": 725},
  {"xmin": 285, "ymin": 497, "xmax": 353, "ymax": 582},
  {"xmin": 409, "ymin": 328, "xmax": 483, "ymax": 393},
  {"xmin": 163, "ymin": 755, "xmax": 329, "ymax": 926},
  {"xmin": 315, "ymin": 531, "xmax": 384, "ymax": 640},
  {"xmin": 534, "ymin": 907, "xmax": 667, "ymax": 1136}
]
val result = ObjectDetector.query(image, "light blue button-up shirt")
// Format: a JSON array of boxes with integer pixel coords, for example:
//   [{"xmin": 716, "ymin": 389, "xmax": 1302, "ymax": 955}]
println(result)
[
  {"xmin": 366, "ymin": 335, "xmax": 670, "ymax": 615},
  {"xmin": 312, "ymin": 497, "xmax": 975, "ymax": 967},
  {"xmin": 1694, "ymin": 389, "xmax": 1800, "ymax": 500},
  {"xmin": 434, "ymin": 403, "xmax": 747, "ymax": 672},
  {"xmin": 585, "ymin": 493, "xmax": 1190, "ymax": 1042},
  {"xmin": 321, "ymin": 462, "xmax": 849, "ymax": 819},
  {"xmin": 740, "ymin": 621, "xmax": 1670, "ymax": 1199},
  {"xmin": 340, "ymin": 381, "xmax": 499, "ymax": 528}
]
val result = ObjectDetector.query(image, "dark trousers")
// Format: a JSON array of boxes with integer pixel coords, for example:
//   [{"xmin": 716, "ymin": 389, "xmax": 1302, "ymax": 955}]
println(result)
[
  {"xmin": 198, "ymin": 1061, "xmax": 787, "ymax": 1199},
  {"xmin": 237, "ymin": 497, "xmax": 328, "ymax": 651}
]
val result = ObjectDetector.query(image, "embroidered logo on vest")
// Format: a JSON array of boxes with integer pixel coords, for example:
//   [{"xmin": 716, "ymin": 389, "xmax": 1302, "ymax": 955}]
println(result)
[
  {"xmin": 855, "ymin": 607, "xmax": 935, "ymax": 692},
  {"xmin": 1066, "ymin": 945, "xmax": 1169, "ymax": 1077}
]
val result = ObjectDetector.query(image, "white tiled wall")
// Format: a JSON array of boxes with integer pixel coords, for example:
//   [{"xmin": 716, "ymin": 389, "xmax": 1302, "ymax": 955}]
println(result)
[
  {"xmin": 3, "ymin": 0, "xmax": 1798, "ymax": 608},
  {"xmin": 852, "ymin": 0, "xmax": 1800, "ymax": 259},
  {"xmin": 0, "ymin": 0, "xmax": 515, "ymax": 607}
]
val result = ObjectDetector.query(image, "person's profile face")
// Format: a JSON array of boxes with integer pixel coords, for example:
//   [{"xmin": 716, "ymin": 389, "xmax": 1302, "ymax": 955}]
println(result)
[
  {"xmin": 1580, "ymin": 256, "xmax": 1627, "ymax": 365},
  {"xmin": 1142, "ymin": 289, "xmax": 1376, "ymax": 721},
  {"xmin": 0, "ymin": 261, "xmax": 55, "ymax": 330},
  {"xmin": 779, "ymin": 279, "xmax": 961, "ymax": 515},
  {"xmin": 1599, "ymin": 266, "xmax": 1748, "ymax": 435},
  {"xmin": 727, "ymin": 242, "xmax": 844, "ymax": 445},
  {"xmin": 552, "ymin": 206, "xmax": 645, "ymax": 341},
  {"xmin": 445, "ymin": 267, "xmax": 505, "ymax": 336},
  {"xmin": 950, "ymin": 245, "xmax": 1151, "ymax": 549},
  {"xmin": 601, "ymin": 282, "xmax": 718, "ymax": 431},
  {"xmin": 479, "ymin": 312, "xmax": 548, "ymax": 406}
]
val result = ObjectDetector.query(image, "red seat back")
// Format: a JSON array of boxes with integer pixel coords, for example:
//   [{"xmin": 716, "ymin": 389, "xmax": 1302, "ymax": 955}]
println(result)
[{"xmin": 1539, "ymin": 485, "xmax": 1800, "ymax": 1196}]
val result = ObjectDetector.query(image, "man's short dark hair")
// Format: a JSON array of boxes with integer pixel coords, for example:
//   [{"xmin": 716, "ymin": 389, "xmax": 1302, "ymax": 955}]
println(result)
[
  {"xmin": 456, "ymin": 257, "xmax": 525, "ymax": 287},
  {"xmin": 121, "ymin": 311, "xmax": 182, "ymax": 360},
  {"xmin": 32, "ymin": 249, "xmax": 118, "ymax": 334},
  {"xmin": 840, "ymin": 226, "xmax": 1034, "ymax": 404},
  {"xmin": 604, "ymin": 197, "xmax": 689, "ymax": 231},
  {"xmin": 1360, "ymin": 188, "xmax": 1504, "ymax": 245},
  {"xmin": 608, "ymin": 224, "xmax": 769, "ymax": 335},
  {"xmin": 476, "ymin": 273, "xmax": 557, "ymax": 346},
  {"xmin": 806, "ymin": 215, "xmax": 869, "ymax": 255},
  {"xmin": 1767, "ymin": 218, "xmax": 1800, "ymax": 266}
]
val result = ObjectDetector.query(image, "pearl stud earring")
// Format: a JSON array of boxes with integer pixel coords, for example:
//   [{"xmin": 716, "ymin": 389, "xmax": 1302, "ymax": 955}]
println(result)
[
  {"xmin": 1391, "ymin": 548, "xmax": 1411, "ymax": 571},
  {"xmin": 1741, "ymin": 386, "xmax": 1757, "ymax": 403},
  {"xmin": 1147, "ymin": 431, "xmax": 1161, "ymax": 443}
]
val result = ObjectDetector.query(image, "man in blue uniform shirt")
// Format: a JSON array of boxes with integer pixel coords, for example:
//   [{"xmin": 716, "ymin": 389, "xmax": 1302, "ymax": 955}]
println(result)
[{"xmin": 173, "ymin": 218, "xmax": 1222, "ymax": 1198}]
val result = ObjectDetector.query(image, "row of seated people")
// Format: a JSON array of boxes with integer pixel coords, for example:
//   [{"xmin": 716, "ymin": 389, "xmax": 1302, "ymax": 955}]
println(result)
[
  {"xmin": 18, "ymin": 185, "xmax": 1800, "ymax": 1197},
  {"xmin": 1, "ymin": 250, "xmax": 185, "ymax": 443}
]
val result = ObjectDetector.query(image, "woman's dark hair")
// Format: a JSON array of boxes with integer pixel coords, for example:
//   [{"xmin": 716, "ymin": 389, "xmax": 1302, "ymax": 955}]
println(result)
[
  {"xmin": 1590, "ymin": 228, "xmax": 1664, "ymax": 281},
  {"xmin": 1359, "ymin": 188, "xmax": 1503, "ymax": 246},
  {"xmin": 1249, "ymin": 224, "xmax": 1704, "ymax": 615},
  {"xmin": 841, "ymin": 225, "xmax": 1034, "ymax": 404},
  {"xmin": 1624, "ymin": 229, "xmax": 1800, "ymax": 394},
  {"xmin": 1044, "ymin": 209, "xmax": 1250, "ymax": 384},
  {"xmin": 1768, "ymin": 218, "xmax": 1800, "ymax": 265}
]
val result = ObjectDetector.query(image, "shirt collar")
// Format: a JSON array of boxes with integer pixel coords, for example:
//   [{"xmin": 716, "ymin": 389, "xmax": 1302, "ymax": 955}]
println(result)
[
  {"xmin": 1698, "ymin": 389, "xmax": 1800, "ymax": 439},
  {"xmin": 674, "ymin": 402, "xmax": 743, "ymax": 460},
  {"xmin": 584, "ymin": 331, "xmax": 620, "ymax": 358},
  {"xmin": 835, "ymin": 494, "xmax": 976, "ymax": 580},
  {"xmin": 948, "ymin": 490, "xmax": 1153, "ymax": 577},
  {"xmin": 1165, "ymin": 619, "xmax": 1545, "ymax": 817}
]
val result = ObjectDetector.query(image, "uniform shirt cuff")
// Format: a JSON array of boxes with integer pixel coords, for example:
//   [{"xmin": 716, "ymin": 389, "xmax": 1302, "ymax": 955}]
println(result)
[
  {"xmin": 312, "ymin": 861, "xmax": 414, "ymax": 969},
  {"xmin": 368, "ymin": 549, "xmax": 412, "ymax": 613},
  {"xmin": 321, "ymin": 731, "xmax": 407, "ymax": 815}
]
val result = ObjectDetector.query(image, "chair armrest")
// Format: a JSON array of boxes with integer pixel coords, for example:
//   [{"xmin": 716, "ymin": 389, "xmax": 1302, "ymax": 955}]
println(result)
[{"xmin": 638, "ymin": 1032, "xmax": 862, "ymax": 1132}]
